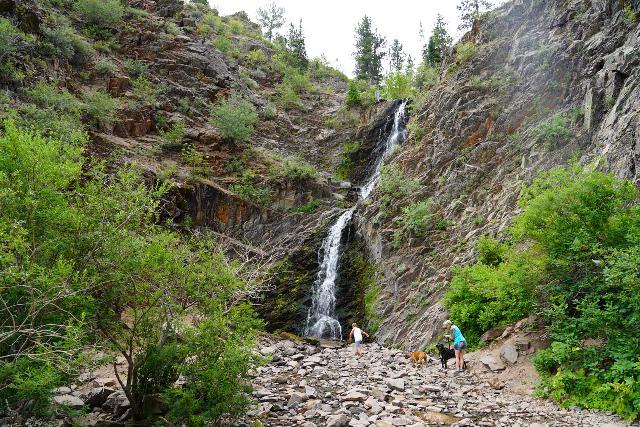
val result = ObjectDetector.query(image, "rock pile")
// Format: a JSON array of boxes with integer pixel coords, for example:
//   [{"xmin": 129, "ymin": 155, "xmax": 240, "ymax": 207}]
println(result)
[{"xmin": 243, "ymin": 339, "xmax": 625, "ymax": 426}]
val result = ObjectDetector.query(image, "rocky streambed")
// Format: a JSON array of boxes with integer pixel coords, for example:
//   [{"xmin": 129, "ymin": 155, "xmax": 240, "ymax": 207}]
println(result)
[{"xmin": 244, "ymin": 338, "xmax": 627, "ymax": 427}]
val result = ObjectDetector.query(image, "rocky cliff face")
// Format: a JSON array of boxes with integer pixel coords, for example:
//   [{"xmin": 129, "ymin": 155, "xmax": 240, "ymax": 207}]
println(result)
[{"xmin": 357, "ymin": 0, "xmax": 639, "ymax": 348}]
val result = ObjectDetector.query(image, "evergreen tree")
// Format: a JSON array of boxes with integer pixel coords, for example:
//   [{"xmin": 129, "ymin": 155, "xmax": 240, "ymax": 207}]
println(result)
[
  {"xmin": 388, "ymin": 39, "xmax": 405, "ymax": 73},
  {"xmin": 286, "ymin": 19, "xmax": 308, "ymax": 69},
  {"xmin": 426, "ymin": 14, "xmax": 452, "ymax": 67},
  {"xmin": 405, "ymin": 55, "xmax": 415, "ymax": 75},
  {"xmin": 353, "ymin": 15, "xmax": 386, "ymax": 84},
  {"xmin": 418, "ymin": 21, "xmax": 427, "ymax": 61},
  {"xmin": 257, "ymin": 2, "xmax": 286, "ymax": 40},
  {"xmin": 190, "ymin": 0, "xmax": 209, "ymax": 5},
  {"xmin": 457, "ymin": 0, "xmax": 493, "ymax": 31}
]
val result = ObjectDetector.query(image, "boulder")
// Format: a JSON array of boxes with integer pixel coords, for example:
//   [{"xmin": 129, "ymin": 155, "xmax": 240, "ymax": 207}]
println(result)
[
  {"xmin": 480, "ymin": 355, "xmax": 505, "ymax": 371},
  {"xmin": 342, "ymin": 391, "xmax": 367, "ymax": 402},
  {"xmin": 479, "ymin": 326, "xmax": 506, "ymax": 343},
  {"xmin": 385, "ymin": 378, "xmax": 405, "ymax": 392},
  {"xmin": 85, "ymin": 387, "xmax": 115, "ymax": 408},
  {"xmin": 287, "ymin": 392, "xmax": 306, "ymax": 408},
  {"xmin": 326, "ymin": 414, "xmax": 349, "ymax": 427},
  {"xmin": 53, "ymin": 394, "xmax": 84, "ymax": 408},
  {"xmin": 500, "ymin": 343, "xmax": 519, "ymax": 364}
]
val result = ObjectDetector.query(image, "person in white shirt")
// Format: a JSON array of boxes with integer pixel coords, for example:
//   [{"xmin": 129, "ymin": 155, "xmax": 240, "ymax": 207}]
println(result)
[{"xmin": 348, "ymin": 322, "xmax": 370, "ymax": 357}]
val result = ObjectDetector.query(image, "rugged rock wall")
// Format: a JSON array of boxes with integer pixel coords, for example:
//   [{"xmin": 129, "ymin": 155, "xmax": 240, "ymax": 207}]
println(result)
[{"xmin": 357, "ymin": 0, "xmax": 639, "ymax": 348}]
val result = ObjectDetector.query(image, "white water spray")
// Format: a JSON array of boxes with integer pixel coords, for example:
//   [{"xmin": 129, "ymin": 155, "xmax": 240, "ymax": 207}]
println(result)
[{"xmin": 305, "ymin": 101, "xmax": 408, "ymax": 339}]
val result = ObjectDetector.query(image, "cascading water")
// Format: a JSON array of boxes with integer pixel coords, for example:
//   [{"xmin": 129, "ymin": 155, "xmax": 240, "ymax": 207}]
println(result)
[{"xmin": 304, "ymin": 101, "xmax": 408, "ymax": 339}]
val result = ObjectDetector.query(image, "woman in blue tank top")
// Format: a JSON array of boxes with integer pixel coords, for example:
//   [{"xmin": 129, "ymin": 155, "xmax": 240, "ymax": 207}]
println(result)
[{"xmin": 443, "ymin": 319, "xmax": 467, "ymax": 372}]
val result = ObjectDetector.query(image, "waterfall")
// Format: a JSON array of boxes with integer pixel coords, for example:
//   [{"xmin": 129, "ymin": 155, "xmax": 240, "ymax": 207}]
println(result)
[{"xmin": 304, "ymin": 100, "xmax": 408, "ymax": 339}]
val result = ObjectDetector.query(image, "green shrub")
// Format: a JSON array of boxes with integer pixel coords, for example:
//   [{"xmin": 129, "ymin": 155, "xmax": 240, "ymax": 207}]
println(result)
[
  {"xmin": 532, "ymin": 113, "xmax": 572, "ymax": 149},
  {"xmin": 0, "ymin": 118, "xmax": 262, "ymax": 422},
  {"xmin": 276, "ymin": 82, "xmax": 304, "ymax": 110},
  {"xmin": 125, "ymin": 59, "xmax": 147, "ymax": 78},
  {"xmin": 381, "ymin": 72, "xmax": 414, "ymax": 100},
  {"xmin": 378, "ymin": 164, "xmax": 421, "ymax": 198},
  {"xmin": 74, "ymin": 0, "xmax": 125, "ymax": 28},
  {"xmin": 623, "ymin": 3, "xmax": 637, "ymax": 24},
  {"xmin": 444, "ymin": 164, "xmax": 640, "ymax": 419},
  {"xmin": 230, "ymin": 171, "xmax": 271, "ymax": 206},
  {"xmin": 24, "ymin": 82, "xmax": 83, "ymax": 118},
  {"xmin": 41, "ymin": 20, "xmax": 94, "ymax": 64},
  {"xmin": 213, "ymin": 35, "xmax": 232, "ymax": 54},
  {"xmin": 228, "ymin": 18, "xmax": 245, "ymax": 34},
  {"xmin": 196, "ymin": 12, "xmax": 223, "ymax": 37},
  {"xmin": 83, "ymin": 89, "xmax": 118, "ymax": 127},
  {"xmin": 475, "ymin": 236, "xmax": 508, "ymax": 266},
  {"xmin": 394, "ymin": 199, "xmax": 433, "ymax": 246},
  {"xmin": 247, "ymin": 49, "xmax": 267, "ymax": 65},
  {"xmin": 281, "ymin": 156, "xmax": 318, "ymax": 180},
  {"xmin": 413, "ymin": 63, "xmax": 438, "ymax": 91},
  {"xmin": 261, "ymin": 102, "xmax": 277, "ymax": 120},
  {"xmin": 209, "ymin": 94, "xmax": 258, "ymax": 143},
  {"xmin": 160, "ymin": 120, "xmax": 187, "ymax": 144},
  {"xmin": 456, "ymin": 41, "xmax": 476, "ymax": 63},
  {"xmin": 95, "ymin": 58, "xmax": 118, "ymax": 75},
  {"xmin": 128, "ymin": 76, "xmax": 158, "ymax": 109},
  {"xmin": 0, "ymin": 17, "xmax": 27, "ymax": 59},
  {"xmin": 290, "ymin": 199, "xmax": 322, "ymax": 214},
  {"xmin": 345, "ymin": 80, "xmax": 362, "ymax": 107}
]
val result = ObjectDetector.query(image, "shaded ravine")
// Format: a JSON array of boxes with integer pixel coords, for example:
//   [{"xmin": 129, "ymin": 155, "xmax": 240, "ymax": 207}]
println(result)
[{"xmin": 304, "ymin": 101, "xmax": 408, "ymax": 339}]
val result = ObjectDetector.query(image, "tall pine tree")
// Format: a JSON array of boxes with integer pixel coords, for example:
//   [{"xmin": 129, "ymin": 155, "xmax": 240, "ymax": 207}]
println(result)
[
  {"xmin": 388, "ymin": 39, "xmax": 405, "ymax": 73},
  {"xmin": 286, "ymin": 19, "xmax": 308, "ymax": 70},
  {"xmin": 426, "ymin": 14, "xmax": 452, "ymax": 67},
  {"xmin": 457, "ymin": 0, "xmax": 493, "ymax": 31},
  {"xmin": 353, "ymin": 15, "xmax": 386, "ymax": 84}
]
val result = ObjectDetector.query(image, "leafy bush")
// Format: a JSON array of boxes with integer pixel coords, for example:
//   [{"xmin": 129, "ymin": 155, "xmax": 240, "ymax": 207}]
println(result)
[
  {"xmin": 378, "ymin": 164, "xmax": 421, "ymax": 198},
  {"xmin": 24, "ymin": 82, "xmax": 83, "ymax": 117},
  {"xmin": 413, "ymin": 63, "xmax": 438, "ymax": 91},
  {"xmin": 230, "ymin": 171, "xmax": 272, "ymax": 206},
  {"xmin": 0, "ymin": 17, "xmax": 27, "ymax": 59},
  {"xmin": 276, "ymin": 82, "xmax": 304, "ymax": 110},
  {"xmin": 290, "ymin": 199, "xmax": 322, "ymax": 214},
  {"xmin": 345, "ymin": 80, "xmax": 362, "ymax": 107},
  {"xmin": 444, "ymin": 164, "xmax": 640, "ymax": 419},
  {"xmin": 623, "ymin": 3, "xmax": 637, "ymax": 24},
  {"xmin": 247, "ymin": 49, "xmax": 267, "ymax": 65},
  {"xmin": 128, "ymin": 76, "xmax": 158, "ymax": 110},
  {"xmin": 532, "ymin": 113, "xmax": 572, "ymax": 149},
  {"xmin": 196, "ymin": 12, "xmax": 223, "ymax": 37},
  {"xmin": 214, "ymin": 35, "xmax": 232, "ymax": 54},
  {"xmin": 393, "ymin": 200, "xmax": 432, "ymax": 246},
  {"xmin": 0, "ymin": 118, "xmax": 262, "ymax": 422},
  {"xmin": 281, "ymin": 156, "xmax": 317, "ymax": 180},
  {"xmin": 83, "ymin": 89, "xmax": 118, "ymax": 127},
  {"xmin": 74, "ymin": 0, "xmax": 125, "ymax": 28},
  {"xmin": 381, "ymin": 72, "xmax": 414, "ymax": 100},
  {"xmin": 125, "ymin": 59, "xmax": 147, "ymax": 78},
  {"xmin": 95, "ymin": 58, "xmax": 118, "ymax": 76},
  {"xmin": 42, "ymin": 22, "xmax": 94, "ymax": 64},
  {"xmin": 209, "ymin": 94, "xmax": 258, "ymax": 143},
  {"xmin": 456, "ymin": 41, "xmax": 476, "ymax": 63},
  {"xmin": 160, "ymin": 120, "xmax": 187, "ymax": 144}
]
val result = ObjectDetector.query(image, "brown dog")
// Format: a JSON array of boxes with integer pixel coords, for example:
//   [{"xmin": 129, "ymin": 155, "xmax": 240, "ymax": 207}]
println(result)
[{"xmin": 406, "ymin": 351, "xmax": 427, "ymax": 366}]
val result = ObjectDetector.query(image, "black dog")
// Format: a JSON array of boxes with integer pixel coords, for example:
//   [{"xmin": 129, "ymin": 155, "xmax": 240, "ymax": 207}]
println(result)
[{"xmin": 436, "ymin": 342, "xmax": 467, "ymax": 369}]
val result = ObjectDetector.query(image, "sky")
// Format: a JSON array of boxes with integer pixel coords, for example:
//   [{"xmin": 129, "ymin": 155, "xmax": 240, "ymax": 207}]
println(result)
[{"xmin": 213, "ymin": 0, "xmax": 507, "ymax": 77}]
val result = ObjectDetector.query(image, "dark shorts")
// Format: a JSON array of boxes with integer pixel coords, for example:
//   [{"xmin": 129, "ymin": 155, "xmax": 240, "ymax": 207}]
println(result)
[{"xmin": 454, "ymin": 341, "xmax": 467, "ymax": 351}]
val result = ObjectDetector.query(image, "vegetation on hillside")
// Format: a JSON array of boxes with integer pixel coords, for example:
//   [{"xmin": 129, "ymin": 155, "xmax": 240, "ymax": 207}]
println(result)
[{"xmin": 444, "ymin": 165, "xmax": 640, "ymax": 420}]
